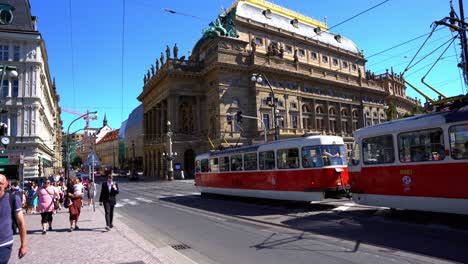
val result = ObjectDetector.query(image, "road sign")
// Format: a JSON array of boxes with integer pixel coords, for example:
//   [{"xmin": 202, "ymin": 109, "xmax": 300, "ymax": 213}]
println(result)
[
  {"xmin": 0, "ymin": 168, "xmax": 4, "ymax": 172},
  {"xmin": 0, "ymin": 158, "xmax": 8, "ymax": 165}
]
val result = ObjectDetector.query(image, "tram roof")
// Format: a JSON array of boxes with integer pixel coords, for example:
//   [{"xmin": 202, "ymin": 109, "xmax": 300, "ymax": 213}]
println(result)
[
  {"xmin": 196, "ymin": 135, "xmax": 344, "ymax": 159},
  {"xmin": 354, "ymin": 105, "xmax": 468, "ymax": 138}
]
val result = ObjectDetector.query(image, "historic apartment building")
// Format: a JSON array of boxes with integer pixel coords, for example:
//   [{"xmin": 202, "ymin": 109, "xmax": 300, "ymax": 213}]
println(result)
[
  {"xmin": 138, "ymin": 0, "xmax": 420, "ymax": 179},
  {"xmin": 95, "ymin": 129, "xmax": 120, "ymax": 170},
  {"xmin": 0, "ymin": 0, "xmax": 62, "ymax": 179}
]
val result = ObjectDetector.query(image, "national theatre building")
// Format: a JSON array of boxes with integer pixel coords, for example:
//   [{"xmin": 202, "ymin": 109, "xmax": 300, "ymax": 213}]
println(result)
[{"xmin": 138, "ymin": 0, "xmax": 420, "ymax": 179}]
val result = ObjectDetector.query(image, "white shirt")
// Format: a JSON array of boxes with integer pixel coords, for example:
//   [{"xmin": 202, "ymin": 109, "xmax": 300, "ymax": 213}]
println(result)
[{"xmin": 107, "ymin": 181, "xmax": 113, "ymax": 192}]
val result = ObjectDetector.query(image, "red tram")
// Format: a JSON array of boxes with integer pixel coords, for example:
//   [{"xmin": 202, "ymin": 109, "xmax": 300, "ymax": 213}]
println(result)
[
  {"xmin": 195, "ymin": 135, "xmax": 349, "ymax": 202},
  {"xmin": 349, "ymin": 105, "xmax": 468, "ymax": 214}
]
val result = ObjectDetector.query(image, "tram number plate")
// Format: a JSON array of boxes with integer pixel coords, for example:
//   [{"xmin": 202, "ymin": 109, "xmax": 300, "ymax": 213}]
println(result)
[{"xmin": 400, "ymin": 169, "xmax": 413, "ymax": 175}]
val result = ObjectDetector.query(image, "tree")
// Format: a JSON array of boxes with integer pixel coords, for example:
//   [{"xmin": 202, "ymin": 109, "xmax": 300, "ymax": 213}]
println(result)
[
  {"xmin": 71, "ymin": 156, "xmax": 82, "ymax": 167},
  {"xmin": 386, "ymin": 103, "xmax": 398, "ymax": 121}
]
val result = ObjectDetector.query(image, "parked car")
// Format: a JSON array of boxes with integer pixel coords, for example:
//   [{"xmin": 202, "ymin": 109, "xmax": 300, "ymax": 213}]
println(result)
[{"xmin": 129, "ymin": 171, "xmax": 139, "ymax": 181}]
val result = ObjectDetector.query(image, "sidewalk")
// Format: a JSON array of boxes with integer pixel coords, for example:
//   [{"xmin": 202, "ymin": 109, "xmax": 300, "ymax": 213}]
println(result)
[{"xmin": 9, "ymin": 205, "xmax": 175, "ymax": 264}]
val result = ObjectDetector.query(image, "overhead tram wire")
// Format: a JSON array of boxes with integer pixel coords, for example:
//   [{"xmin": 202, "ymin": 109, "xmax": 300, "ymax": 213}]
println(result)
[
  {"xmin": 162, "ymin": 8, "xmax": 208, "ymax": 21},
  {"xmin": 451, "ymin": 30, "xmax": 467, "ymax": 93},
  {"xmin": 327, "ymin": 0, "xmax": 391, "ymax": 32},
  {"xmin": 366, "ymin": 27, "xmax": 445, "ymax": 60},
  {"xmin": 420, "ymin": 35, "xmax": 458, "ymax": 85}
]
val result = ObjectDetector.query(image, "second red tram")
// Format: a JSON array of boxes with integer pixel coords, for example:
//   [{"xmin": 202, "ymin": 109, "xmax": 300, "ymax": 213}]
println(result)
[
  {"xmin": 349, "ymin": 105, "xmax": 468, "ymax": 215},
  {"xmin": 195, "ymin": 135, "xmax": 349, "ymax": 202}
]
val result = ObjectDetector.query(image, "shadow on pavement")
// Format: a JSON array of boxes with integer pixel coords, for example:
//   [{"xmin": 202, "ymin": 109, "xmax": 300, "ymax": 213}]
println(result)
[{"xmin": 282, "ymin": 210, "xmax": 468, "ymax": 263}]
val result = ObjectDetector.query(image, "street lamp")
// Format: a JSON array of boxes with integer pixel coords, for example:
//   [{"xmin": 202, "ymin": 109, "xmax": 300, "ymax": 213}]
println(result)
[
  {"xmin": 163, "ymin": 121, "xmax": 177, "ymax": 181},
  {"xmin": 0, "ymin": 65, "xmax": 18, "ymax": 146},
  {"xmin": 66, "ymin": 111, "xmax": 98, "ymax": 179},
  {"xmin": 251, "ymin": 73, "xmax": 280, "ymax": 141}
]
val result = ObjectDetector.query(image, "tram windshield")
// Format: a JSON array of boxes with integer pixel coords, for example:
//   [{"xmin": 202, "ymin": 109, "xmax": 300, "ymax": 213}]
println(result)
[{"xmin": 302, "ymin": 145, "xmax": 347, "ymax": 168}]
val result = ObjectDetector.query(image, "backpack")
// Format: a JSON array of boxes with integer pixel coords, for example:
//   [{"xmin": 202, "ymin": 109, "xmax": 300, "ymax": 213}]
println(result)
[{"xmin": 9, "ymin": 191, "xmax": 18, "ymax": 214}]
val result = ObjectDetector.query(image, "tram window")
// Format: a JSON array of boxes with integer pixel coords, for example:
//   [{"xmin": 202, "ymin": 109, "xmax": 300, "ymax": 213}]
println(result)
[
  {"xmin": 398, "ymin": 128, "xmax": 445, "ymax": 162},
  {"xmin": 302, "ymin": 146, "xmax": 323, "ymax": 168},
  {"xmin": 231, "ymin": 155, "xmax": 243, "ymax": 171},
  {"xmin": 277, "ymin": 148, "xmax": 299, "ymax": 169},
  {"xmin": 321, "ymin": 145, "xmax": 347, "ymax": 166},
  {"xmin": 243, "ymin": 153, "xmax": 258, "ymax": 171},
  {"xmin": 449, "ymin": 124, "xmax": 468, "ymax": 159},
  {"xmin": 201, "ymin": 159, "xmax": 209, "ymax": 172},
  {"xmin": 209, "ymin": 158, "xmax": 219, "ymax": 173},
  {"xmin": 195, "ymin": 160, "xmax": 201, "ymax": 173},
  {"xmin": 349, "ymin": 142, "xmax": 360, "ymax": 166},
  {"xmin": 219, "ymin": 156, "xmax": 230, "ymax": 172},
  {"xmin": 362, "ymin": 135, "xmax": 394, "ymax": 165},
  {"xmin": 259, "ymin": 151, "xmax": 275, "ymax": 170}
]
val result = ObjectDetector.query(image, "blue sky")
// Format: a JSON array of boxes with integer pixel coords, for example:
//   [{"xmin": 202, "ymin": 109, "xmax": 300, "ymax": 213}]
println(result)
[{"xmin": 29, "ymin": 0, "xmax": 467, "ymax": 131}]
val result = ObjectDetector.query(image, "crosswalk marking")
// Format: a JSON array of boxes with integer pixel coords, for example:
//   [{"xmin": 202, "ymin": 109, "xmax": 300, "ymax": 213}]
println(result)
[{"xmin": 135, "ymin": 197, "xmax": 153, "ymax": 203}]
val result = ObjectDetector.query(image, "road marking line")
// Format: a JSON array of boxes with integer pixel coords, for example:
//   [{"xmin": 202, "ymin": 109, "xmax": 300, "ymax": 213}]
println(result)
[
  {"xmin": 135, "ymin": 197, "xmax": 153, "ymax": 203},
  {"xmin": 115, "ymin": 203, "xmax": 125, "ymax": 207},
  {"xmin": 127, "ymin": 201, "xmax": 139, "ymax": 205},
  {"xmin": 333, "ymin": 206, "xmax": 350, "ymax": 211},
  {"xmin": 121, "ymin": 198, "xmax": 130, "ymax": 202}
]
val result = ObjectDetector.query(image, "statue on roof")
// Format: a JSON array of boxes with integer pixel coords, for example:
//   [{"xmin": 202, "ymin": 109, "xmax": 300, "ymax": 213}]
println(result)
[
  {"xmin": 173, "ymin": 43, "xmax": 179, "ymax": 60},
  {"xmin": 144, "ymin": 74, "xmax": 147, "ymax": 84},
  {"xmin": 250, "ymin": 38, "xmax": 256, "ymax": 54},
  {"xmin": 160, "ymin": 52, "xmax": 164, "ymax": 66},
  {"xmin": 156, "ymin": 59, "xmax": 159, "ymax": 71},
  {"xmin": 279, "ymin": 45, "xmax": 284, "ymax": 58},
  {"xmin": 151, "ymin": 64, "xmax": 155, "ymax": 76},
  {"xmin": 147, "ymin": 70, "xmax": 150, "ymax": 80},
  {"xmin": 293, "ymin": 49, "xmax": 298, "ymax": 63},
  {"xmin": 166, "ymin": 45, "xmax": 171, "ymax": 60}
]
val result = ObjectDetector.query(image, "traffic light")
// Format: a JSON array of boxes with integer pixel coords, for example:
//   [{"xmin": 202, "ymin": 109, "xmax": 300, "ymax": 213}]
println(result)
[
  {"xmin": 226, "ymin": 114, "xmax": 232, "ymax": 123},
  {"xmin": 236, "ymin": 111, "xmax": 243, "ymax": 124}
]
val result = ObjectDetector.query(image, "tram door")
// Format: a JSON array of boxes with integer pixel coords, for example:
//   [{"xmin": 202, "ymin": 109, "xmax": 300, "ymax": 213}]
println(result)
[{"xmin": 348, "ymin": 142, "xmax": 362, "ymax": 192}]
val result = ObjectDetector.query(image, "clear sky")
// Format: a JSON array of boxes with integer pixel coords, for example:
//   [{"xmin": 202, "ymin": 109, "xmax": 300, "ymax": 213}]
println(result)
[{"xmin": 29, "ymin": 0, "xmax": 467, "ymax": 131}]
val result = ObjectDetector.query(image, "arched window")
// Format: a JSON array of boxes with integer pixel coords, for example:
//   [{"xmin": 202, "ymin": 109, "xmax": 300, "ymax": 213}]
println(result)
[
  {"xmin": 352, "ymin": 110, "xmax": 358, "ymax": 118},
  {"xmin": 302, "ymin": 104, "xmax": 310, "ymax": 113},
  {"xmin": 179, "ymin": 102, "xmax": 193, "ymax": 133},
  {"xmin": 329, "ymin": 108, "xmax": 336, "ymax": 116},
  {"xmin": 341, "ymin": 109, "xmax": 348, "ymax": 116},
  {"xmin": 316, "ymin": 106, "xmax": 324, "ymax": 114}
]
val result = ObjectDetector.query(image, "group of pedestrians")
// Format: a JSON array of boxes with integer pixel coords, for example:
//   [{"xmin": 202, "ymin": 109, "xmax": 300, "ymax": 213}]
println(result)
[{"xmin": 0, "ymin": 174, "xmax": 120, "ymax": 263}]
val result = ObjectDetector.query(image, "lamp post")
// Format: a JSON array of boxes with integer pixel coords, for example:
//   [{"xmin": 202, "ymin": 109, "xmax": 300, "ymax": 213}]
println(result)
[
  {"xmin": 163, "ymin": 121, "xmax": 176, "ymax": 181},
  {"xmin": 251, "ymin": 73, "xmax": 280, "ymax": 141},
  {"xmin": 0, "ymin": 65, "xmax": 17, "ymax": 147},
  {"xmin": 66, "ymin": 111, "xmax": 97, "ymax": 179}
]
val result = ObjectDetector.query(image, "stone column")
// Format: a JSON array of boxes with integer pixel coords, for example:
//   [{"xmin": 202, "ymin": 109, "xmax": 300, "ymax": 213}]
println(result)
[
  {"xmin": 312, "ymin": 99, "xmax": 317, "ymax": 130},
  {"xmin": 298, "ymin": 96, "xmax": 303, "ymax": 129},
  {"xmin": 174, "ymin": 96, "xmax": 180, "ymax": 133},
  {"xmin": 196, "ymin": 96, "xmax": 201, "ymax": 134}
]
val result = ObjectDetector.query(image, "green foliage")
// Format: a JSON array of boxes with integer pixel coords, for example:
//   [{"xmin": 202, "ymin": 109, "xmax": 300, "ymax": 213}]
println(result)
[
  {"xmin": 71, "ymin": 156, "xmax": 82, "ymax": 167},
  {"xmin": 386, "ymin": 103, "xmax": 398, "ymax": 121}
]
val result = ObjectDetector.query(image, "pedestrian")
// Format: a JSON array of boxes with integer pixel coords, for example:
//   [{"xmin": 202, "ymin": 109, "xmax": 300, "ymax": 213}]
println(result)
[
  {"xmin": 67, "ymin": 177, "xmax": 83, "ymax": 231},
  {"xmin": 10, "ymin": 182, "xmax": 23, "ymax": 235},
  {"xmin": 26, "ymin": 181, "xmax": 38, "ymax": 213},
  {"xmin": 0, "ymin": 174, "xmax": 27, "ymax": 262},
  {"xmin": 87, "ymin": 180, "xmax": 95, "ymax": 206},
  {"xmin": 32, "ymin": 179, "xmax": 59, "ymax": 235},
  {"xmin": 99, "ymin": 175, "xmax": 119, "ymax": 230}
]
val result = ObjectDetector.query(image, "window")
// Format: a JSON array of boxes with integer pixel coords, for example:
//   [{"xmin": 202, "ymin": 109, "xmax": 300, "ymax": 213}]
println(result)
[
  {"xmin": 329, "ymin": 108, "xmax": 336, "ymax": 115},
  {"xmin": 291, "ymin": 114, "xmax": 298, "ymax": 128},
  {"xmin": 209, "ymin": 158, "xmax": 219, "ymax": 172},
  {"xmin": 350, "ymin": 142, "xmax": 360, "ymax": 165},
  {"xmin": 0, "ymin": 45, "xmax": 8, "ymax": 61},
  {"xmin": 255, "ymin": 37, "xmax": 263, "ymax": 45},
  {"xmin": 449, "ymin": 124, "xmax": 468, "ymax": 159},
  {"xmin": 262, "ymin": 113, "xmax": 270, "ymax": 130},
  {"xmin": 285, "ymin": 45, "xmax": 292, "ymax": 53},
  {"xmin": 277, "ymin": 148, "xmax": 299, "ymax": 169},
  {"xmin": 352, "ymin": 111, "xmax": 358, "ymax": 118},
  {"xmin": 329, "ymin": 120, "xmax": 336, "ymax": 132},
  {"xmin": 230, "ymin": 154, "xmax": 243, "ymax": 171},
  {"xmin": 311, "ymin": 52, "xmax": 317, "ymax": 60},
  {"xmin": 316, "ymin": 119, "xmax": 324, "ymax": 130},
  {"xmin": 12, "ymin": 80, "xmax": 18, "ymax": 97},
  {"xmin": 1, "ymin": 80, "xmax": 7, "ymax": 97},
  {"xmin": 259, "ymin": 151, "xmax": 275, "ymax": 170},
  {"xmin": 298, "ymin": 49, "xmax": 305, "ymax": 57},
  {"xmin": 341, "ymin": 109, "xmax": 348, "ymax": 116},
  {"xmin": 352, "ymin": 64, "xmax": 357, "ymax": 71},
  {"xmin": 302, "ymin": 146, "xmax": 323, "ymax": 168},
  {"xmin": 290, "ymin": 102, "xmax": 297, "ymax": 109},
  {"xmin": 398, "ymin": 128, "xmax": 445, "ymax": 162},
  {"xmin": 13, "ymin": 46, "xmax": 20, "ymax": 61},
  {"xmin": 243, "ymin": 153, "xmax": 257, "ymax": 171},
  {"xmin": 332, "ymin": 58, "xmax": 338, "ymax": 66},
  {"xmin": 322, "ymin": 55, "xmax": 328, "ymax": 64},
  {"xmin": 262, "ymin": 9, "xmax": 272, "ymax": 19},
  {"xmin": 316, "ymin": 106, "xmax": 324, "ymax": 114},
  {"xmin": 342, "ymin": 121, "xmax": 348, "ymax": 133},
  {"xmin": 219, "ymin": 156, "xmax": 230, "ymax": 171},
  {"xmin": 277, "ymin": 100, "xmax": 284, "ymax": 107},
  {"xmin": 343, "ymin": 61, "xmax": 348, "ymax": 68},
  {"xmin": 201, "ymin": 159, "xmax": 209, "ymax": 172},
  {"xmin": 10, "ymin": 116, "xmax": 17, "ymax": 136},
  {"xmin": 362, "ymin": 135, "xmax": 394, "ymax": 164},
  {"xmin": 278, "ymin": 115, "xmax": 284, "ymax": 128}
]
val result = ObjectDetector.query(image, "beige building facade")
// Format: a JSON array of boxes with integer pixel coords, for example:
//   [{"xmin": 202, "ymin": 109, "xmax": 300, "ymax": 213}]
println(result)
[{"xmin": 138, "ymin": 0, "xmax": 420, "ymax": 179}]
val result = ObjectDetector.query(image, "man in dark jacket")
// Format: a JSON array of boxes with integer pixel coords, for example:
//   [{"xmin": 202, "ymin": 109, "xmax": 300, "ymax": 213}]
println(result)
[{"xmin": 99, "ymin": 175, "xmax": 119, "ymax": 230}]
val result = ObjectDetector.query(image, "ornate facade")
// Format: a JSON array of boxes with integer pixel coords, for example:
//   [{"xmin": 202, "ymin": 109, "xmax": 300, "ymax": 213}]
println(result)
[
  {"xmin": 138, "ymin": 0, "xmax": 420, "ymax": 179},
  {"xmin": 0, "ymin": 0, "xmax": 62, "ymax": 179}
]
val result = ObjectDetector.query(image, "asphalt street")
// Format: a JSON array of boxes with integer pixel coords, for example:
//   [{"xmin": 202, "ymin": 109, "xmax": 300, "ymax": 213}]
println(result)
[{"xmin": 103, "ymin": 178, "xmax": 467, "ymax": 264}]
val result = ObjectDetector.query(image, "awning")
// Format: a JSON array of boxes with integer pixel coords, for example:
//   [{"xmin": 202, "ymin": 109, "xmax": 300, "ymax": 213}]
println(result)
[{"xmin": 42, "ymin": 158, "xmax": 52, "ymax": 167}]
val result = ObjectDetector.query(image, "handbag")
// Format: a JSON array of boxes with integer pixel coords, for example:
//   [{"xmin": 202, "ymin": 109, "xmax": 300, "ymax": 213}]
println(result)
[
  {"xmin": 64, "ymin": 196, "xmax": 70, "ymax": 208},
  {"xmin": 44, "ymin": 187, "xmax": 60, "ymax": 210}
]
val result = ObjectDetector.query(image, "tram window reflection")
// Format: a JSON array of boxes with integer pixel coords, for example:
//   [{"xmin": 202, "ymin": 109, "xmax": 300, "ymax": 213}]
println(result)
[
  {"xmin": 243, "ymin": 153, "xmax": 258, "ymax": 171},
  {"xmin": 449, "ymin": 124, "xmax": 468, "ymax": 160},
  {"xmin": 219, "ymin": 156, "xmax": 230, "ymax": 172},
  {"xmin": 363, "ymin": 135, "xmax": 394, "ymax": 165},
  {"xmin": 301, "ymin": 146, "xmax": 323, "ymax": 168},
  {"xmin": 209, "ymin": 158, "xmax": 219, "ymax": 172},
  {"xmin": 201, "ymin": 159, "xmax": 209, "ymax": 172},
  {"xmin": 398, "ymin": 128, "xmax": 445, "ymax": 162},
  {"xmin": 259, "ymin": 151, "xmax": 275, "ymax": 170},
  {"xmin": 230, "ymin": 155, "xmax": 243, "ymax": 171},
  {"xmin": 277, "ymin": 148, "xmax": 299, "ymax": 169}
]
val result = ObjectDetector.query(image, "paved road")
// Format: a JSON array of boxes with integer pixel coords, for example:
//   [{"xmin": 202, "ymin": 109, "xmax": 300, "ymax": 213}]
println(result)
[{"xmin": 110, "ymin": 179, "xmax": 467, "ymax": 264}]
